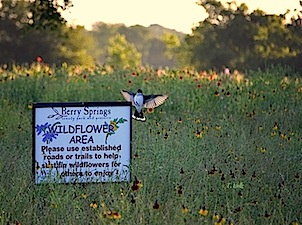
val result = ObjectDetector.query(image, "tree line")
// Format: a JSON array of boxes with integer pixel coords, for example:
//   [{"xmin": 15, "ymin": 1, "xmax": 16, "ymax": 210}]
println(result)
[
  {"xmin": 185, "ymin": 0, "xmax": 302, "ymax": 72},
  {"xmin": 1, "ymin": 0, "xmax": 302, "ymax": 72}
]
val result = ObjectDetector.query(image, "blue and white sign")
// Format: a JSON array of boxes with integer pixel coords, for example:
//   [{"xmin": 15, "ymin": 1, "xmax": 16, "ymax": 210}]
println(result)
[{"xmin": 33, "ymin": 102, "xmax": 131, "ymax": 184}]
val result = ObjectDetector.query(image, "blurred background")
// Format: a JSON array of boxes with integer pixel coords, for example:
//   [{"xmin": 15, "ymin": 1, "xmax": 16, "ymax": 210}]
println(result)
[{"xmin": 0, "ymin": 0, "xmax": 301, "ymax": 71}]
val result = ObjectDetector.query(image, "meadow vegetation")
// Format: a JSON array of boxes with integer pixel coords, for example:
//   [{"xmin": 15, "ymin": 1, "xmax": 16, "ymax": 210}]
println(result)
[{"xmin": 0, "ymin": 64, "xmax": 301, "ymax": 225}]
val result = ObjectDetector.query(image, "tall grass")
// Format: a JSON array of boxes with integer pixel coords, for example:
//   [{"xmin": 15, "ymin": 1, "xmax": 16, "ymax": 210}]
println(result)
[{"xmin": 0, "ymin": 64, "xmax": 301, "ymax": 224}]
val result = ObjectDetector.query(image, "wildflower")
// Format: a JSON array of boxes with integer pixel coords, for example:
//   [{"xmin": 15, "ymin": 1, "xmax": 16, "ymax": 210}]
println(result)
[
  {"xmin": 215, "ymin": 216, "xmax": 226, "ymax": 225},
  {"xmin": 225, "ymin": 91, "xmax": 231, "ymax": 97},
  {"xmin": 272, "ymin": 122, "xmax": 279, "ymax": 130},
  {"xmin": 287, "ymin": 136, "xmax": 292, "ymax": 141},
  {"xmin": 271, "ymin": 131, "xmax": 277, "ymax": 137},
  {"xmin": 180, "ymin": 168, "xmax": 185, "ymax": 174},
  {"xmin": 208, "ymin": 165, "xmax": 218, "ymax": 175},
  {"xmin": 280, "ymin": 133, "xmax": 287, "ymax": 139},
  {"xmin": 51, "ymin": 203, "xmax": 58, "ymax": 208},
  {"xmin": 214, "ymin": 91, "xmax": 220, "ymax": 96},
  {"xmin": 194, "ymin": 119, "xmax": 201, "ymax": 124},
  {"xmin": 28, "ymin": 103, "xmax": 33, "ymax": 109},
  {"xmin": 127, "ymin": 80, "xmax": 132, "ymax": 85},
  {"xmin": 178, "ymin": 117, "xmax": 182, "ymax": 123},
  {"xmin": 81, "ymin": 193, "xmax": 87, "ymax": 199},
  {"xmin": 213, "ymin": 212, "xmax": 220, "ymax": 221},
  {"xmin": 250, "ymin": 200, "xmax": 259, "ymax": 206},
  {"xmin": 131, "ymin": 176, "xmax": 143, "ymax": 191},
  {"xmin": 153, "ymin": 199, "xmax": 160, "ymax": 209},
  {"xmin": 198, "ymin": 206, "xmax": 209, "ymax": 216},
  {"xmin": 215, "ymin": 125, "xmax": 222, "ymax": 131},
  {"xmin": 291, "ymin": 220, "xmax": 299, "ymax": 225},
  {"xmin": 181, "ymin": 205, "xmax": 188, "ymax": 213},
  {"xmin": 251, "ymin": 171, "xmax": 256, "ymax": 179},
  {"xmin": 130, "ymin": 195, "xmax": 136, "ymax": 204},
  {"xmin": 234, "ymin": 73, "xmax": 244, "ymax": 83},
  {"xmin": 195, "ymin": 130, "xmax": 203, "ymax": 138},
  {"xmin": 132, "ymin": 153, "xmax": 140, "ymax": 159},
  {"xmin": 147, "ymin": 108, "xmax": 154, "ymax": 114},
  {"xmin": 90, "ymin": 201, "xmax": 98, "ymax": 209},
  {"xmin": 234, "ymin": 207, "xmax": 242, "ymax": 213},
  {"xmin": 259, "ymin": 147, "xmax": 267, "ymax": 153},
  {"xmin": 241, "ymin": 169, "xmax": 246, "ymax": 176},
  {"xmin": 120, "ymin": 188, "xmax": 124, "ymax": 196},
  {"xmin": 264, "ymin": 211, "xmax": 271, "ymax": 219},
  {"xmin": 103, "ymin": 210, "xmax": 122, "ymax": 219},
  {"xmin": 176, "ymin": 185, "xmax": 183, "ymax": 196},
  {"xmin": 294, "ymin": 173, "xmax": 300, "ymax": 181},
  {"xmin": 112, "ymin": 212, "xmax": 122, "ymax": 219},
  {"xmin": 36, "ymin": 56, "xmax": 43, "ymax": 62}
]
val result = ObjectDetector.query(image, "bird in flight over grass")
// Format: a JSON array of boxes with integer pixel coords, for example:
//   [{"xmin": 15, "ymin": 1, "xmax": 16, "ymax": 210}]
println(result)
[{"xmin": 121, "ymin": 89, "xmax": 168, "ymax": 122}]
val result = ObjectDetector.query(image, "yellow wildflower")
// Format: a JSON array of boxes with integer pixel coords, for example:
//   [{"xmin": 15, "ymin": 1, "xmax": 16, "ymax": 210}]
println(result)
[
  {"xmin": 213, "ymin": 212, "xmax": 220, "ymax": 221},
  {"xmin": 199, "ymin": 206, "xmax": 209, "ymax": 217},
  {"xmin": 90, "ymin": 201, "xmax": 98, "ymax": 209},
  {"xmin": 181, "ymin": 205, "xmax": 188, "ymax": 213}
]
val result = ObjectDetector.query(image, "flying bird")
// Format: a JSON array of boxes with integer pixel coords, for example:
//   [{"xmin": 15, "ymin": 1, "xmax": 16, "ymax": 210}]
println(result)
[{"xmin": 121, "ymin": 89, "xmax": 168, "ymax": 121}]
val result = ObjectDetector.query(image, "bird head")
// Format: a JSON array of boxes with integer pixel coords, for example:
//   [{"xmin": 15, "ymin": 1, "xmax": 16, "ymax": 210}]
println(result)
[{"xmin": 137, "ymin": 89, "xmax": 143, "ymax": 93}]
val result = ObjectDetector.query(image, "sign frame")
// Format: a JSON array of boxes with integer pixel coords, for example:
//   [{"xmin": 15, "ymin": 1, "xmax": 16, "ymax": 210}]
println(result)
[{"xmin": 32, "ymin": 101, "xmax": 132, "ymax": 184}]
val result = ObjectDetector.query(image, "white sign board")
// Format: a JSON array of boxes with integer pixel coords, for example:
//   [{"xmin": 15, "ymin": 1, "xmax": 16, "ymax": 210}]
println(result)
[{"xmin": 33, "ymin": 102, "xmax": 131, "ymax": 184}]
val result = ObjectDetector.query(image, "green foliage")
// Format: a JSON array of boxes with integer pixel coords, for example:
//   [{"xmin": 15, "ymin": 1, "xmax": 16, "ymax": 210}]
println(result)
[
  {"xmin": 0, "ymin": 0, "xmax": 97, "ymax": 66},
  {"xmin": 187, "ymin": 0, "xmax": 302, "ymax": 71},
  {"xmin": 106, "ymin": 34, "xmax": 142, "ymax": 68},
  {"xmin": 162, "ymin": 33, "xmax": 180, "ymax": 60},
  {"xmin": 91, "ymin": 23, "xmax": 185, "ymax": 67},
  {"xmin": 28, "ymin": 0, "xmax": 72, "ymax": 30},
  {"xmin": 57, "ymin": 26, "xmax": 100, "ymax": 66},
  {"xmin": 0, "ymin": 64, "xmax": 302, "ymax": 224}
]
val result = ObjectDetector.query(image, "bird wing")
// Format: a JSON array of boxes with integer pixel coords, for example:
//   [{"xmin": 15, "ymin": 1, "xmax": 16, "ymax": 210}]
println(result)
[
  {"xmin": 143, "ymin": 94, "xmax": 168, "ymax": 108},
  {"xmin": 121, "ymin": 90, "xmax": 135, "ymax": 104}
]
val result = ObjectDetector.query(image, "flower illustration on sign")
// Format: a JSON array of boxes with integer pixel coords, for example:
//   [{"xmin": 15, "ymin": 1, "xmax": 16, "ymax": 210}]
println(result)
[
  {"xmin": 35, "ymin": 122, "xmax": 59, "ymax": 144},
  {"xmin": 105, "ymin": 118, "xmax": 128, "ymax": 144}
]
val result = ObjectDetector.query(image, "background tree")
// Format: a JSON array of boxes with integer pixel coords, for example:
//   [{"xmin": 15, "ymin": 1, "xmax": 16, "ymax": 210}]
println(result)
[
  {"xmin": 185, "ymin": 0, "xmax": 302, "ymax": 72},
  {"xmin": 90, "ymin": 23, "xmax": 185, "ymax": 67},
  {"xmin": 27, "ymin": 0, "xmax": 72, "ymax": 31},
  {"xmin": 0, "ymin": 0, "xmax": 97, "ymax": 65},
  {"xmin": 162, "ymin": 33, "xmax": 180, "ymax": 61},
  {"xmin": 57, "ymin": 26, "xmax": 100, "ymax": 66},
  {"xmin": 287, "ymin": 9, "xmax": 302, "ymax": 71},
  {"xmin": 106, "ymin": 34, "xmax": 142, "ymax": 68}
]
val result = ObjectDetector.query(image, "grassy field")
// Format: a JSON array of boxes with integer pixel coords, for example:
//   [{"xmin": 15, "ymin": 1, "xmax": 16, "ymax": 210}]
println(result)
[{"xmin": 0, "ymin": 64, "xmax": 301, "ymax": 225}]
